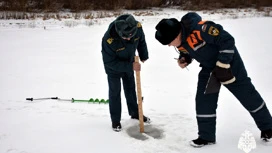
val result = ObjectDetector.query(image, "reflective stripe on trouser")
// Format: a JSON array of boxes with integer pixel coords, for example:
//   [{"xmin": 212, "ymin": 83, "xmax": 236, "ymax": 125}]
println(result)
[
  {"xmin": 197, "ymin": 67, "xmax": 272, "ymax": 141},
  {"xmin": 196, "ymin": 68, "xmax": 219, "ymax": 141},
  {"xmin": 225, "ymin": 77, "xmax": 272, "ymax": 131},
  {"xmin": 107, "ymin": 72, "xmax": 138, "ymax": 122}
]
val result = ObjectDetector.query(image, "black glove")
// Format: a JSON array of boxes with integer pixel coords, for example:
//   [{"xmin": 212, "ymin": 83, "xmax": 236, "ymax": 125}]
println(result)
[
  {"xmin": 178, "ymin": 52, "xmax": 192, "ymax": 65},
  {"xmin": 213, "ymin": 61, "xmax": 236, "ymax": 84}
]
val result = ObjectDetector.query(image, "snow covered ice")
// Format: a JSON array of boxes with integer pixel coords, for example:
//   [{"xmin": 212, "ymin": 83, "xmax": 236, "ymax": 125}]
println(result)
[{"xmin": 0, "ymin": 9, "xmax": 272, "ymax": 153}]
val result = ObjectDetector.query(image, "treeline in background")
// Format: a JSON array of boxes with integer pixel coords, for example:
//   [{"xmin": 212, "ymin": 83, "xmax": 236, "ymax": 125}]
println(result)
[{"xmin": 0, "ymin": 0, "xmax": 272, "ymax": 12}]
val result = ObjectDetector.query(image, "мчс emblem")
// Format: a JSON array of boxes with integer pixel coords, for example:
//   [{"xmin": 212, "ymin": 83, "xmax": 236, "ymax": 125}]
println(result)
[
  {"xmin": 107, "ymin": 38, "xmax": 114, "ymax": 44},
  {"xmin": 208, "ymin": 26, "xmax": 219, "ymax": 36},
  {"xmin": 238, "ymin": 130, "xmax": 256, "ymax": 153}
]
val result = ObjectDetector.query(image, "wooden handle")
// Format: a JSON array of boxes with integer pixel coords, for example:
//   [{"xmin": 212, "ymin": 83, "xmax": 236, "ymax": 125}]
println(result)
[{"xmin": 134, "ymin": 56, "xmax": 144, "ymax": 133}]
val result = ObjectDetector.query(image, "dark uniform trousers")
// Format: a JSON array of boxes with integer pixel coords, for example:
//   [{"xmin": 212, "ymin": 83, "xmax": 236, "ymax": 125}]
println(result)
[
  {"xmin": 107, "ymin": 71, "xmax": 139, "ymax": 123},
  {"xmin": 196, "ymin": 53, "xmax": 272, "ymax": 141}
]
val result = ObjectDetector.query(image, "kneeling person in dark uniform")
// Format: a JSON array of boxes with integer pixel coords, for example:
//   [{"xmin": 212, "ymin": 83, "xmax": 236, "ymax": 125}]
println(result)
[{"xmin": 101, "ymin": 14, "xmax": 150, "ymax": 132}]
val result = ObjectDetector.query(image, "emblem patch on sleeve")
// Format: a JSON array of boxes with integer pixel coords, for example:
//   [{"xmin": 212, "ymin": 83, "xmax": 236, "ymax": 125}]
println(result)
[
  {"xmin": 137, "ymin": 22, "xmax": 142, "ymax": 28},
  {"xmin": 208, "ymin": 26, "xmax": 219, "ymax": 36},
  {"xmin": 107, "ymin": 38, "xmax": 114, "ymax": 44}
]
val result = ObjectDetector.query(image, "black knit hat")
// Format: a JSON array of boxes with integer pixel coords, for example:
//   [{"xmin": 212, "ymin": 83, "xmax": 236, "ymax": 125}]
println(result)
[
  {"xmin": 155, "ymin": 18, "xmax": 181, "ymax": 45},
  {"xmin": 115, "ymin": 14, "xmax": 137, "ymax": 38}
]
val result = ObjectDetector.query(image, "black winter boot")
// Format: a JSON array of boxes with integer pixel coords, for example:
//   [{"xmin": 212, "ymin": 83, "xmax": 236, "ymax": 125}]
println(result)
[
  {"xmin": 131, "ymin": 115, "xmax": 151, "ymax": 123},
  {"xmin": 190, "ymin": 137, "xmax": 216, "ymax": 148},
  {"xmin": 261, "ymin": 129, "xmax": 272, "ymax": 142},
  {"xmin": 112, "ymin": 122, "xmax": 122, "ymax": 132}
]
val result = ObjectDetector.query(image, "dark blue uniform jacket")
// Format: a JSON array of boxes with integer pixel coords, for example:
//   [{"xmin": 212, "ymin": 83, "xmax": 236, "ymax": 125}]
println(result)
[
  {"xmin": 101, "ymin": 21, "xmax": 149, "ymax": 75},
  {"xmin": 178, "ymin": 12, "xmax": 247, "ymax": 80}
]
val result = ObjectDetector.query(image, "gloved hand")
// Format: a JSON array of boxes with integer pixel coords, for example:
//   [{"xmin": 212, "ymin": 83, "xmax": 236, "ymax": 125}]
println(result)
[
  {"xmin": 178, "ymin": 52, "xmax": 192, "ymax": 65},
  {"xmin": 133, "ymin": 62, "xmax": 141, "ymax": 71},
  {"xmin": 213, "ymin": 61, "xmax": 236, "ymax": 84}
]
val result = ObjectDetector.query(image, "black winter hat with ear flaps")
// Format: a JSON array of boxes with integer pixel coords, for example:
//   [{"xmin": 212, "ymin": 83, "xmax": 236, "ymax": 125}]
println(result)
[
  {"xmin": 115, "ymin": 14, "xmax": 137, "ymax": 39},
  {"xmin": 155, "ymin": 18, "xmax": 181, "ymax": 45}
]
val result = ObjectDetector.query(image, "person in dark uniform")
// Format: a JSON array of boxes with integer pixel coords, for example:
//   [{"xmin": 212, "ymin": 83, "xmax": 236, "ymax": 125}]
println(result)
[
  {"xmin": 155, "ymin": 12, "xmax": 272, "ymax": 147},
  {"xmin": 101, "ymin": 14, "xmax": 150, "ymax": 132}
]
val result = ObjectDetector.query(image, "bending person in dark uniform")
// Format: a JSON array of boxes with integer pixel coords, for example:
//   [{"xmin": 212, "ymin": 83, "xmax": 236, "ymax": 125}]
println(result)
[
  {"xmin": 155, "ymin": 12, "xmax": 272, "ymax": 147},
  {"xmin": 101, "ymin": 14, "xmax": 150, "ymax": 132}
]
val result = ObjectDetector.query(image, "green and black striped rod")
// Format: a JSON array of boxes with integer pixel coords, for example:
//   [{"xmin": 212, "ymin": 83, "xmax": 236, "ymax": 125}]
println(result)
[{"xmin": 26, "ymin": 97, "xmax": 109, "ymax": 104}]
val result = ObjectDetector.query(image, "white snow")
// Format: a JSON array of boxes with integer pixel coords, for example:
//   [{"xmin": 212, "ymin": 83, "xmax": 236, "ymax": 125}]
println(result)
[{"xmin": 0, "ymin": 9, "xmax": 272, "ymax": 153}]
